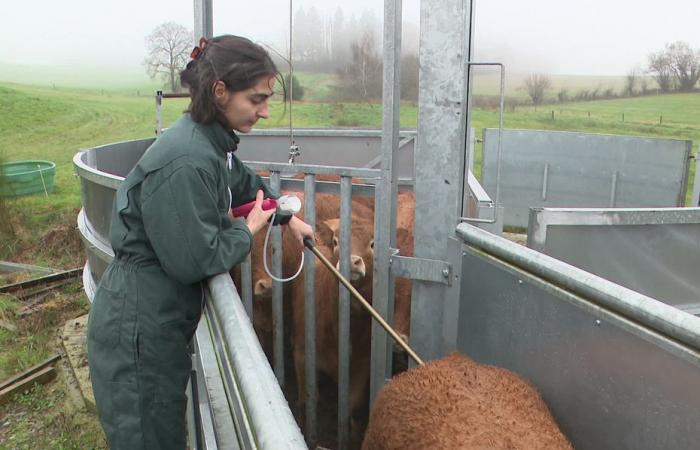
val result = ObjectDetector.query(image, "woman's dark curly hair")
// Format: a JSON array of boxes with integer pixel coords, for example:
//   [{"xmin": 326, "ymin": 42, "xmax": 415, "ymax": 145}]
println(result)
[{"xmin": 180, "ymin": 35, "xmax": 279, "ymax": 124}]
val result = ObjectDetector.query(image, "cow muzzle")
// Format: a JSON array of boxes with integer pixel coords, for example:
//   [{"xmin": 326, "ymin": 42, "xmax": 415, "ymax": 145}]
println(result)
[{"xmin": 335, "ymin": 255, "xmax": 366, "ymax": 281}]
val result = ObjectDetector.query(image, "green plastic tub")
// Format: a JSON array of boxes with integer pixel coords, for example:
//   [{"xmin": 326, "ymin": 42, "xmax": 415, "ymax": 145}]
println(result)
[{"xmin": 0, "ymin": 160, "xmax": 56, "ymax": 197}]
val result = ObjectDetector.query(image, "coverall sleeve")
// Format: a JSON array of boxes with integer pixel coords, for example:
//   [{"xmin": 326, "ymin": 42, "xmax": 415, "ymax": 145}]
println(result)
[
  {"xmin": 141, "ymin": 164, "xmax": 253, "ymax": 285},
  {"xmin": 231, "ymin": 154, "xmax": 292, "ymax": 225},
  {"xmin": 230, "ymin": 153, "xmax": 279, "ymax": 207}
]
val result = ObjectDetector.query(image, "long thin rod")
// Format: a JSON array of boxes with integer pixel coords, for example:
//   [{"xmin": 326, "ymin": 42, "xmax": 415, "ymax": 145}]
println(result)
[{"xmin": 303, "ymin": 239, "xmax": 425, "ymax": 366}]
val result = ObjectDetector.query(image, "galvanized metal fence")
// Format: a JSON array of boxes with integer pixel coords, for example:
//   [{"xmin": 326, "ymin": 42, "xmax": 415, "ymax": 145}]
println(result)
[
  {"xmin": 242, "ymin": 161, "xmax": 382, "ymax": 449},
  {"xmin": 481, "ymin": 128, "xmax": 693, "ymax": 228},
  {"xmin": 528, "ymin": 207, "xmax": 700, "ymax": 315},
  {"xmin": 455, "ymin": 223, "xmax": 700, "ymax": 450}
]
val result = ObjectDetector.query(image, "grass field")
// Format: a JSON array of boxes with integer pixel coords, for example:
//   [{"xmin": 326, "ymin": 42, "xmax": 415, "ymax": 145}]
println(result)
[{"xmin": 1, "ymin": 78, "xmax": 697, "ymax": 233}]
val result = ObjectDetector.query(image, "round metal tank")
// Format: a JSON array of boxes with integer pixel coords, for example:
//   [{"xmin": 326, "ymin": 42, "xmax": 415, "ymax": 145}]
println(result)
[{"xmin": 73, "ymin": 138, "xmax": 156, "ymax": 299}]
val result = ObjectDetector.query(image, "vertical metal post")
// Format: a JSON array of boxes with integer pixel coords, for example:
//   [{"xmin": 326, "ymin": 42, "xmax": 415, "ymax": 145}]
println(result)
[
  {"xmin": 542, "ymin": 163, "xmax": 549, "ymax": 201},
  {"xmin": 193, "ymin": 0, "xmax": 213, "ymax": 40},
  {"xmin": 370, "ymin": 0, "xmax": 402, "ymax": 406},
  {"xmin": 270, "ymin": 172, "xmax": 285, "ymax": 386},
  {"xmin": 411, "ymin": 0, "xmax": 472, "ymax": 361},
  {"xmin": 693, "ymin": 151, "xmax": 700, "ymax": 206},
  {"xmin": 461, "ymin": 0, "xmax": 477, "ymax": 214},
  {"xmin": 303, "ymin": 173, "xmax": 318, "ymax": 447},
  {"xmin": 241, "ymin": 253, "xmax": 253, "ymax": 318},
  {"xmin": 155, "ymin": 90, "xmax": 163, "ymax": 136},
  {"xmin": 337, "ymin": 176, "xmax": 353, "ymax": 450},
  {"xmin": 610, "ymin": 170, "xmax": 619, "ymax": 207}
]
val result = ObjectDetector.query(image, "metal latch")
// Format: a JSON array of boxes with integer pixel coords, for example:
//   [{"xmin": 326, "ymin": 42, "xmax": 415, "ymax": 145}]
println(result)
[{"xmin": 389, "ymin": 254, "xmax": 452, "ymax": 285}]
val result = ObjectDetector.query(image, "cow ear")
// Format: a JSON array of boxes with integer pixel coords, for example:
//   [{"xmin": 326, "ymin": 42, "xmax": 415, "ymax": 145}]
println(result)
[
  {"xmin": 317, "ymin": 221, "xmax": 335, "ymax": 247},
  {"xmin": 324, "ymin": 218, "xmax": 341, "ymax": 235},
  {"xmin": 254, "ymin": 278, "xmax": 272, "ymax": 298}
]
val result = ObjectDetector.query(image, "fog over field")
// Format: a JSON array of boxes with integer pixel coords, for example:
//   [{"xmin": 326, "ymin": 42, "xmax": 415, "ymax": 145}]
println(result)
[{"xmin": 0, "ymin": 0, "xmax": 698, "ymax": 76}]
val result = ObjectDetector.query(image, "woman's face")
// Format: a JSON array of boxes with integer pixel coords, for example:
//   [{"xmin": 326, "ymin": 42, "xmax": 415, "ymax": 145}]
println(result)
[{"xmin": 215, "ymin": 75, "xmax": 276, "ymax": 133}]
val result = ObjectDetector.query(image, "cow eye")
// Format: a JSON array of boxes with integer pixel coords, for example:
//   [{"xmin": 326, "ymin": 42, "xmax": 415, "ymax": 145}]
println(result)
[
  {"xmin": 333, "ymin": 236, "xmax": 338, "ymax": 247},
  {"xmin": 370, "ymin": 240, "xmax": 374, "ymax": 250}
]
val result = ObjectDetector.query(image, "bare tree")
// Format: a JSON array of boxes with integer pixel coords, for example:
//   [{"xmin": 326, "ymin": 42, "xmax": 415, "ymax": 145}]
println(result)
[
  {"xmin": 647, "ymin": 42, "xmax": 700, "ymax": 92},
  {"xmin": 523, "ymin": 73, "xmax": 551, "ymax": 106},
  {"xmin": 144, "ymin": 22, "xmax": 192, "ymax": 92},
  {"xmin": 648, "ymin": 49, "xmax": 674, "ymax": 92},
  {"xmin": 624, "ymin": 67, "xmax": 638, "ymax": 96},
  {"xmin": 666, "ymin": 41, "xmax": 700, "ymax": 92},
  {"xmin": 557, "ymin": 88, "xmax": 568, "ymax": 103},
  {"xmin": 338, "ymin": 31, "xmax": 382, "ymax": 99}
]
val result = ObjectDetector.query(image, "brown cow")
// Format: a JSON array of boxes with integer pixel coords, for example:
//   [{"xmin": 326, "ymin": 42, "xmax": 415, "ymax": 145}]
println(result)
[
  {"xmin": 362, "ymin": 353, "xmax": 573, "ymax": 450},
  {"xmin": 229, "ymin": 191, "xmax": 375, "ymax": 360},
  {"xmin": 292, "ymin": 215, "xmax": 407, "ymax": 441}
]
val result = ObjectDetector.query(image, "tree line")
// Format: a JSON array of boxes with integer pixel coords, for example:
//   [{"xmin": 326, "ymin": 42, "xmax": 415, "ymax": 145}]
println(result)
[
  {"xmin": 522, "ymin": 41, "xmax": 700, "ymax": 106},
  {"xmin": 142, "ymin": 6, "xmax": 421, "ymax": 102}
]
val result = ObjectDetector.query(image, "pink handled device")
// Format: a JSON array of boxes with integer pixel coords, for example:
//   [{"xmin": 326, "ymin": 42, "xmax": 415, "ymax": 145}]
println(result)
[{"xmin": 231, "ymin": 198, "xmax": 277, "ymax": 218}]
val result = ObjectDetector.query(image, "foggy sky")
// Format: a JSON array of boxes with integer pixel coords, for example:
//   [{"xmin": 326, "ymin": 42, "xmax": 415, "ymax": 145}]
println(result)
[{"xmin": 1, "ymin": 0, "xmax": 699, "ymax": 76}]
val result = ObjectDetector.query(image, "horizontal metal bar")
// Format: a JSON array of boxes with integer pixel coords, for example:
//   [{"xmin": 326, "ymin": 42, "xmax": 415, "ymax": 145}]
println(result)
[
  {"xmin": 389, "ymin": 255, "xmax": 452, "ymax": 285},
  {"xmin": 456, "ymin": 223, "xmax": 700, "ymax": 351},
  {"xmin": 159, "ymin": 92, "xmax": 190, "ymax": 99},
  {"xmin": 460, "ymin": 216, "xmax": 496, "ymax": 224},
  {"xmin": 246, "ymin": 129, "xmax": 417, "ymax": 138},
  {"xmin": 207, "ymin": 274, "xmax": 306, "ymax": 450},
  {"xmin": 193, "ymin": 326, "xmax": 231, "ymax": 450},
  {"xmin": 244, "ymin": 161, "xmax": 380, "ymax": 179},
  {"xmin": 0, "ymin": 261, "xmax": 55, "ymax": 274}
]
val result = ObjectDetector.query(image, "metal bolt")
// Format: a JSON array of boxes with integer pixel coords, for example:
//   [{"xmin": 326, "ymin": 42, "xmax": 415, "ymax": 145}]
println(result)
[
  {"xmin": 517, "ymin": 279, "xmax": 523, "ymax": 285},
  {"xmin": 595, "ymin": 320, "xmax": 601, "ymax": 326},
  {"xmin": 442, "ymin": 268, "xmax": 449, "ymax": 278}
]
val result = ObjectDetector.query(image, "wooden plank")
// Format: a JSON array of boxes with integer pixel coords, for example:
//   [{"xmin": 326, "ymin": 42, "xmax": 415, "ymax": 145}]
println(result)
[
  {"xmin": 15, "ymin": 279, "xmax": 76, "ymax": 301},
  {"xmin": 0, "ymin": 366, "xmax": 56, "ymax": 405},
  {"xmin": 0, "ymin": 268, "xmax": 81, "ymax": 294},
  {"xmin": 0, "ymin": 354, "xmax": 62, "ymax": 392}
]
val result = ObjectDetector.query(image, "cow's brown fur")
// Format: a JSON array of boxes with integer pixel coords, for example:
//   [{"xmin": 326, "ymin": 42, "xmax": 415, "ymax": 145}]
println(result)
[
  {"xmin": 291, "ymin": 216, "xmax": 376, "ymax": 420},
  {"xmin": 362, "ymin": 353, "xmax": 573, "ymax": 450},
  {"xmin": 229, "ymin": 192, "xmax": 376, "ymax": 359}
]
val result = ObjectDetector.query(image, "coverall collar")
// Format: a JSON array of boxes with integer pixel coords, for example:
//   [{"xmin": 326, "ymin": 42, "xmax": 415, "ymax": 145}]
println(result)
[{"xmin": 193, "ymin": 115, "xmax": 240, "ymax": 153}]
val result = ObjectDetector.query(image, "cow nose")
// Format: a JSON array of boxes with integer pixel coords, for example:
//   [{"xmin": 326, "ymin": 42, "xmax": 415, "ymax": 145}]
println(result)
[{"xmin": 350, "ymin": 255, "xmax": 366, "ymax": 280}]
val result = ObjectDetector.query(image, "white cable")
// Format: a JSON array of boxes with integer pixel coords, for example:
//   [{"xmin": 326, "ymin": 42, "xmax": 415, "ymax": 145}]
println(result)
[{"xmin": 263, "ymin": 212, "xmax": 304, "ymax": 283}]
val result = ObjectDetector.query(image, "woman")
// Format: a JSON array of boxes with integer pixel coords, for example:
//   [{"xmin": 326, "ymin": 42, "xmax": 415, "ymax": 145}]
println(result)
[{"xmin": 87, "ymin": 35, "xmax": 314, "ymax": 450}]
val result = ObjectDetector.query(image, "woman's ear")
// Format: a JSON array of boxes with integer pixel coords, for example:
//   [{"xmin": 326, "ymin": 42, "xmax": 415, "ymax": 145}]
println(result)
[{"xmin": 213, "ymin": 80, "xmax": 227, "ymax": 101}]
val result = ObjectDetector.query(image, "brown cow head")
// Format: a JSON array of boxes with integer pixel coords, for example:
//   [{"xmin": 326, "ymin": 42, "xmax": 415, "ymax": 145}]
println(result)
[{"xmin": 318, "ymin": 217, "xmax": 375, "ymax": 284}]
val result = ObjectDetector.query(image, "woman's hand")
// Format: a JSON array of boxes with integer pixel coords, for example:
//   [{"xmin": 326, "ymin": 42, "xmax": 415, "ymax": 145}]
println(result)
[
  {"xmin": 286, "ymin": 215, "xmax": 315, "ymax": 248},
  {"xmin": 243, "ymin": 190, "xmax": 275, "ymax": 235}
]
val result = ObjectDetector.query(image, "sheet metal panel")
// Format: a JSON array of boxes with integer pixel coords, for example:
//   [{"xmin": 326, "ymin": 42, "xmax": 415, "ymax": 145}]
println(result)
[
  {"xmin": 237, "ymin": 130, "xmax": 415, "ymax": 179},
  {"xmin": 458, "ymin": 239, "xmax": 700, "ymax": 449},
  {"xmin": 528, "ymin": 207, "xmax": 700, "ymax": 315},
  {"xmin": 481, "ymin": 129, "xmax": 692, "ymax": 228}
]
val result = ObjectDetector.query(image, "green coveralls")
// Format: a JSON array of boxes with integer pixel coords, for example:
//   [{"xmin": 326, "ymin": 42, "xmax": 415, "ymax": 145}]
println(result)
[{"xmin": 87, "ymin": 114, "xmax": 278, "ymax": 450}]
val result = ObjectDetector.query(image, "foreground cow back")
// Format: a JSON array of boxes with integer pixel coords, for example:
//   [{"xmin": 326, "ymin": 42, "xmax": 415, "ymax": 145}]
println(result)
[{"xmin": 362, "ymin": 353, "xmax": 572, "ymax": 450}]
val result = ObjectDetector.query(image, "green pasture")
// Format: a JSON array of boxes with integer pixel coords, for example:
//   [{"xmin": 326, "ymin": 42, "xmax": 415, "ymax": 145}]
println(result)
[
  {"xmin": 0, "ymin": 79, "xmax": 698, "ymax": 246},
  {"xmin": 470, "ymin": 72, "xmax": 639, "ymax": 100}
]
